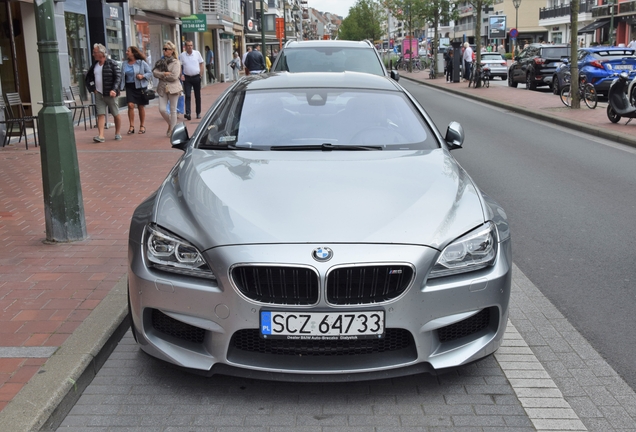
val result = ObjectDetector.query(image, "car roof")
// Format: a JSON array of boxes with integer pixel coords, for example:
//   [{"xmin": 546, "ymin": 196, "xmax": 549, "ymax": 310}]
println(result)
[
  {"xmin": 282, "ymin": 40, "xmax": 375, "ymax": 49},
  {"xmin": 235, "ymin": 72, "xmax": 400, "ymax": 92}
]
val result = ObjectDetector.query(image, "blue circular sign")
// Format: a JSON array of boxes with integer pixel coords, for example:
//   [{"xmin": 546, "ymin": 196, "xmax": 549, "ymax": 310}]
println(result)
[{"xmin": 510, "ymin": 28, "xmax": 518, "ymax": 39}]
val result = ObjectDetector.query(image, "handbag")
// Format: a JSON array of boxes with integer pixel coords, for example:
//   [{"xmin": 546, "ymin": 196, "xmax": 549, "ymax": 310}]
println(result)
[
  {"xmin": 141, "ymin": 87, "xmax": 156, "ymax": 102},
  {"xmin": 230, "ymin": 62, "xmax": 236, "ymax": 69}
]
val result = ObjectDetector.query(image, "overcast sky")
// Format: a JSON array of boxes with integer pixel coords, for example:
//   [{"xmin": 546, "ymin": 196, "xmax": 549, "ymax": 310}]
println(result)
[{"xmin": 307, "ymin": 0, "xmax": 356, "ymax": 18}]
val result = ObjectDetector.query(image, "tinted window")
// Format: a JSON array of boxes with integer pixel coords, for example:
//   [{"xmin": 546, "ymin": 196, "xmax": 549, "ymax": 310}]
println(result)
[
  {"xmin": 591, "ymin": 49, "xmax": 636, "ymax": 60},
  {"xmin": 481, "ymin": 54, "xmax": 503, "ymax": 61},
  {"xmin": 540, "ymin": 47, "xmax": 570, "ymax": 58},
  {"xmin": 198, "ymin": 89, "xmax": 437, "ymax": 150},
  {"xmin": 273, "ymin": 47, "xmax": 385, "ymax": 76}
]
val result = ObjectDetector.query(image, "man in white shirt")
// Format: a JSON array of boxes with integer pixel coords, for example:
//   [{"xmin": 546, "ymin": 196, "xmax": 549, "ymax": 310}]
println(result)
[
  {"xmin": 179, "ymin": 40, "xmax": 205, "ymax": 120},
  {"xmin": 629, "ymin": 38, "xmax": 636, "ymax": 49},
  {"xmin": 462, "ymin": 42, "xmax": 473, "ymax": 82}
]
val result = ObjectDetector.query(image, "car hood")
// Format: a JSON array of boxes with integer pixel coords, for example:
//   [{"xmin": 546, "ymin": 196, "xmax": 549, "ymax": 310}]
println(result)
[{"xmin": 155, "ymin": 149, "xmax": 485, "ymax": 250}]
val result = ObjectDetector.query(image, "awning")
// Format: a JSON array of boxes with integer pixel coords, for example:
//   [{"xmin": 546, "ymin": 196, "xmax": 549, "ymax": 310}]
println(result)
[{"xmin": 578, "ymin": 19, "xmax": 610, "ymax": 34}]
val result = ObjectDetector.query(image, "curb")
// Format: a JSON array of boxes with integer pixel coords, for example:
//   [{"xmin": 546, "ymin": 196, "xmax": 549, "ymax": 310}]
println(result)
[
  {"xmin": 0, "ymin": 276, "xmax": 129, "ymax": 432},
  {"xmin": 402, "ymin": 75, "xmax": 636, "ymax": 149}
]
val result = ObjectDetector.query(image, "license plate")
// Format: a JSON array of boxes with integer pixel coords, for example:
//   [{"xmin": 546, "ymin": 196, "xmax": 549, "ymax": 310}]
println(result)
[
  {"xmin": 260, "ymin": 311, "xmax": 385, "ymax": 340},
  {"xmin": 615, "ymin": 65, "xmax": 632, "ymax": 70}
]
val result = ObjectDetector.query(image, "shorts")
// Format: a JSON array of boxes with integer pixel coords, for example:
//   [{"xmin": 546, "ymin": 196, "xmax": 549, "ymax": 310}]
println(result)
[{"xmin": 95, "ymin": 91, "xmax": 120, "ymax": 116}]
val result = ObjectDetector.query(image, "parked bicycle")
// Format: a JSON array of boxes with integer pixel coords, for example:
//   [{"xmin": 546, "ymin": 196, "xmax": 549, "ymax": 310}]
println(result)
[
  {"xmin": 560, "ymin": 72, "xmax": 597, "ymax": 109},
  {"xmin": 401, "ymin": 57, "xmax": 423, "ymax": 72},
  {"xmin": 468, "ymin": 62, "xmax": 491, "ymax": 88}
]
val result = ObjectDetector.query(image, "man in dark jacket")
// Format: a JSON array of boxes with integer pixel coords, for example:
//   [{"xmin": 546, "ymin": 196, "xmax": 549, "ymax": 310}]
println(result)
[
  {"xmin": 85, "ymin": 43, "xmax": 122, "ymax": 143},
  {"xmin": 244, "ymin": 45, "xmax": 267, "ymax": 74}
]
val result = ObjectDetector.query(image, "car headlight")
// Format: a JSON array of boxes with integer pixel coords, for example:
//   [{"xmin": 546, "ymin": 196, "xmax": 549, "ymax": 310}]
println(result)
[
  {"xmin": 145, "ymin": 225, "xmax": 216, "ymax": 280},
  {"xmin": 429, "ymin": 222, "xmax": 498, "ymax": 279}
]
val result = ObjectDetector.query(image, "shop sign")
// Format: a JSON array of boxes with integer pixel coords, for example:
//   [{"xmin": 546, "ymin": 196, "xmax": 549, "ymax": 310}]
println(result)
[
  {"xmin": 182, "ymin": 14, "xmax": 207, "ymax": 32},
  {"xmin": 103, "ymin": 4, "xmax": 123, "ymax": 20}
]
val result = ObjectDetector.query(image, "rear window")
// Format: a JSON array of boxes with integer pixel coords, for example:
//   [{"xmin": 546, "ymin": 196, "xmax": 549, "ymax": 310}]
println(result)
[
  {"xmin": 481, "ymin": 54, "xmax": 503, "ymax": 61},
  {"xmin": 540, "ymin": 47, "xmax": 570, "ymax": 58},
  {"xmin": 273, "ymin": 47, "xmax": 385, "ymax": 76},
  {"xmin": 198, "ymin": 89, "xmax": 437, "ymax": 151},
  {"xmin": 592, "ymin": 49, "xmax": 636, "ymax": 60}
]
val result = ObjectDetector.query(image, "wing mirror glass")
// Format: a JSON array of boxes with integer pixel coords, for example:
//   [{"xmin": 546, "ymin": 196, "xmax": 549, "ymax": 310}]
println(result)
[
  {"xmin": 445, "ymin": 121, "xmax": 464, "ymax": 150},
  {"xmin": 171, "ymin": 122, "xmax": 190, "ymax": 151}
]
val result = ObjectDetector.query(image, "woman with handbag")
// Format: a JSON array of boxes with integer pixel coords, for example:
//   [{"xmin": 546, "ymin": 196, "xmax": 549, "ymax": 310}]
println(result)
[
  {"xmin": 153, "ymin": 41, "xmax": 182, "ymax": 137},
  {"xmin": 123, "ymin": 46, "xmax": 152, "ymax": 134},
  {"xmin": 228, "ymin": 52, "xmax": 241, "ymax": 81}
]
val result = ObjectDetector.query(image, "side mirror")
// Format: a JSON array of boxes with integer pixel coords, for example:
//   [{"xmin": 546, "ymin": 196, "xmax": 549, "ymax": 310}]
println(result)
[
  {"xmin": 445, "ymin": 121, "xmax": 464, "ymax": 150},
  {"xmin": 170, "ymin": 122, "xmax": 190, "ymax": 151},
  {"xmin": 391, "ymin": 69, "xmax": 400, "ymax": 81}
]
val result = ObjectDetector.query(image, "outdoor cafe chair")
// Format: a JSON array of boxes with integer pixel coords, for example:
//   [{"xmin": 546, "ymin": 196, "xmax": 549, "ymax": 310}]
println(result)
[
  {"xmin": 69, "ymin": 85, "xmax": 96, "ymax": 130},
  {"xmin": 2, "ymin": 92, "xmax": 38, "ymax": 149}
]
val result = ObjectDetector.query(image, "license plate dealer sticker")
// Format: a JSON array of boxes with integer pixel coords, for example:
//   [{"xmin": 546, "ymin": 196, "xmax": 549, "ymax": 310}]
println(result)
[{"xmin": 260, "ymin": 311, "xmax": 385, "ymax": 340}]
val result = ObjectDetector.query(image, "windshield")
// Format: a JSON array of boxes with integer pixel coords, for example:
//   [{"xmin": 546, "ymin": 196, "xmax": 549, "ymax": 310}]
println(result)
[
  {"xmin": 198, "ymin": 88, "xmax": 437, "ymax": 150},
  {"xmin": 273, "ymin": 47, "xmax": 385, "ymax": 76}
]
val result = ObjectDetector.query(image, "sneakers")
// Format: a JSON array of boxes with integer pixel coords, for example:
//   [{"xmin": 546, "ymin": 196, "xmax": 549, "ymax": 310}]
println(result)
[
  {"xmin": 196, "ymin": 114, "xmax": 201, "ymax": 119},
  {"xmin": 184, "ymin": 114, "xmax": 191, "ymax": 120},
  {"xmin": 114, "ymin": 134, "xmax": 122, "ymax": 141},
  {"xmin": 93, "ymin": 136, "xmax": 105, "ymax": 143}
]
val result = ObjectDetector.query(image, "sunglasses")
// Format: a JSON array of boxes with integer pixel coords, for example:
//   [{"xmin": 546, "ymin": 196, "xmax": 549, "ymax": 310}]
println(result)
[{"xmin": 163, "ymin": 48, "xmax": 172, "ymax": 51}]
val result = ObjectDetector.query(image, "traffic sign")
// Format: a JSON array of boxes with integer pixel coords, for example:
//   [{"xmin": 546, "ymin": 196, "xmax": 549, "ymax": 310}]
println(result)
[{"xmin": 510, "ymin": 28, "xmax": 518, "ymax": 39}]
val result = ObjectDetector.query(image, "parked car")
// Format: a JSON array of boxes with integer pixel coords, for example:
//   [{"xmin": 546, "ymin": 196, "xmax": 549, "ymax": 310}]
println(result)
[
  {"xmin": 479, "ymin": 52, "xmax": 508, "ymax": 80},
  {"xmin": 552, "ymin": 47, "xmax": 636, "ymax": 96},
  {"xmin": 508, "ymin": 43, "xmax": 570, "ymax": 90},
  {"xmin": 127, "ymin": 72, "xmax": 512, "ymax": 381},
  {"xmin": 271, "ymin": 39, "xmax": 399, "ymax": 81}
]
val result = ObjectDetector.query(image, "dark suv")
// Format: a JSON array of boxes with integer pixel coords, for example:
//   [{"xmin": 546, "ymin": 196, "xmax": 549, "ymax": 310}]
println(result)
[
  {"xmin": 271, "ymin": 40, "xmax": 400, "ymax": 81},
  {"xmin": 508, "ymin": 43, "xmax": 570, "ymax": 90}
]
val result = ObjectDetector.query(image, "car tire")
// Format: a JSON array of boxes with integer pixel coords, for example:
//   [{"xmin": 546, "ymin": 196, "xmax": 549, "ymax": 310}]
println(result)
[
  {"xmin": 526, "ymin": 73, "xmax": 536, "ymax": 90},
  {"xmin": 552, "ymin": 75, "xmax": 560, "ymax": 95},
  {"xmin": 607, "ymin": 105, "xmax": 621, "ymax": 123},
  {"xmin": 508, "ymin": 72, "xmax": 517, "ymax": 88}
]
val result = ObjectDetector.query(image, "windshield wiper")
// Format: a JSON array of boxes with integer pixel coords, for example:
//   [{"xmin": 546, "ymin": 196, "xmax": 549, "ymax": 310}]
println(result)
[{"xmin": 270, "ymin": 143, "xmax": 382, "ymax": 151}]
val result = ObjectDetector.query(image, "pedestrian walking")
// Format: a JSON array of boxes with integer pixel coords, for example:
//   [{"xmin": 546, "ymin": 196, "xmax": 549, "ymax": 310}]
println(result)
[
  {"xmin": 205, "ymin": 45, "xmax": 216, "ymax": 83},
  {"xmin": 85, "ymin": 43, "xmax": 122, "ymax": 143},
  {"xmin": 242, "ymin": 46, "xmax": 252, "ymax": 76},
  {"xmin": 179, "ymin": 40, "xmax": 205, "ymax": 120},
  {"xmin": 629, "ymin": 38, "xmax": 636, "ymax": 49},
  {"xmin": 153, "ymin": 41, "xmax": 182, "ymax": 137},
  {"xmin": 228, "ymin": 52, "xmax": 241, "ymax": 81},
  {"xmin": 462, "ymin": 42, "xmax": 473, "ymax": 82},
  {"xmin": 122, "ymin": 46, "xmax": 152, "ymax": 135},
  {"xmin": 244, "ymin": 45, "xmax": 267, "ymax": 75}
]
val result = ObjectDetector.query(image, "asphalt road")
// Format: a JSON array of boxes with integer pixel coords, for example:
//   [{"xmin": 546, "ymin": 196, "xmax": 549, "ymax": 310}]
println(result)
[{"xmin": 402, "ymin": 79, "xmax": 636, "ymax": 391}]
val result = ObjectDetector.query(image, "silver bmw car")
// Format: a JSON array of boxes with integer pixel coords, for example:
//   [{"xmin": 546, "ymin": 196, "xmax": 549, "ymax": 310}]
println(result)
[{"xmin": 128, "ymin": 72, "xmax": 512, "ymax": 381}]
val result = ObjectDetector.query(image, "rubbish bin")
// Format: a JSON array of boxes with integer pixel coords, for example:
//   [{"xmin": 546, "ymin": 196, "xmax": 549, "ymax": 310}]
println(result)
[
  {"xmin": 451, "ymin": 41, "xmax": 462, "ymax": 83},
  {"xmin": 437, "ymin": 52, "xmax": 445, "ymax": 75}
]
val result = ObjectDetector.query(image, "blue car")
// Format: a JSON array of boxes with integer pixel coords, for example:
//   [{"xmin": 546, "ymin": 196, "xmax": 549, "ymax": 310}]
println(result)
[{"xmin": 552, "ymin": 47, "xmax": 636, "ymax": 95}]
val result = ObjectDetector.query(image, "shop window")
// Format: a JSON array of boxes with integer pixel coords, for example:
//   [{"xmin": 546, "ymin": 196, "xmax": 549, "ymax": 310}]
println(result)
[{"xmin": 65, "ymin": 12, "xmax": 90, "ymax": 97}]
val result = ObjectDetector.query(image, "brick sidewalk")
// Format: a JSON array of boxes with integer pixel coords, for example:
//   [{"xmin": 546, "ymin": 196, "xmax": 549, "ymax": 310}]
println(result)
[{"xmin": 0, "ymin": 82, "xmax": 233, "ymax": 413}]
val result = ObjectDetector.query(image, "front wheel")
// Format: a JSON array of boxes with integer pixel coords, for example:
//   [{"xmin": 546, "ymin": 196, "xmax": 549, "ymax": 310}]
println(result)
[
  {"xmin": 508, "ymin": 72, "xmax": 517, "ymax": 88},
  {"xmin": 583, "ymin": 84, "xmax": 597, "ymax": 109},
  {"xmin": 560, "ymin": 85, "xmax": 572, "ymax": 107},
  {"xmin": 607, "ymin": 105, "xmax": 621, "ymax": 123}
]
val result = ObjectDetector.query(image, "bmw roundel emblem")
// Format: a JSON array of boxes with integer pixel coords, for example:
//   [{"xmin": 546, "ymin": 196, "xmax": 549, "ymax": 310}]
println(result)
[{"xmin": 312, "ymin": 247, "xmax": 333, "ymax": 262}]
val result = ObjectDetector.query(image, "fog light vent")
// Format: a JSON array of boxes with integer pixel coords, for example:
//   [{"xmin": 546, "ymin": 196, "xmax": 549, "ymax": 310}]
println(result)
[
  {"xmin": 437, "ymin": 308, "xmax": 490, "ymax": 343},
  {"xmin": 151, "ymin": 309, "xmax": 205, "ymax": 344}
]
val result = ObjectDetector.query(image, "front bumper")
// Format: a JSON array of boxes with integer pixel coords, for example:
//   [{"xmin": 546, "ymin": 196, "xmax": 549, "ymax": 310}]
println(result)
[{"xmin": 128, "ymin": 240, "xmax": 512, "ymax": 380}]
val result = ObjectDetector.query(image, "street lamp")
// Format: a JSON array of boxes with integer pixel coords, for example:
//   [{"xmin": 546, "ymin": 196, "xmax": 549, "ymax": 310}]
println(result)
[{"xmin": 512, "ymin": 0, "xmax": 522, "ymax": 56}]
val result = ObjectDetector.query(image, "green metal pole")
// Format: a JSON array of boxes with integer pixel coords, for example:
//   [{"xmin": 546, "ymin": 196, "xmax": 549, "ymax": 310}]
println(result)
[
  {"xmin": 34, "ymin": 0, "xmax": 87, "ymax": 242},
  {"xmin": 609, "ymin": 0, "xmax": 615, "ymax": 46},
  {"xmin": 283, "ymin": 0, "xmax": 287, "ymax": 44},
  {"xmin": 261, "ymin": 0, "xmax": 266, "ymax": 54}
]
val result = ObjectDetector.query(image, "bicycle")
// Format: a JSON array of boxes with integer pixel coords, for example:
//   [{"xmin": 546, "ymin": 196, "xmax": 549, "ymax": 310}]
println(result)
[
  {"xmin": 428, "ymin": 57, "xmax": 437, "ymax": 79},
  {"xmin": 468, "ymin": 62, "xmax": 490, "ymax": 88},
  {"xmin": 560, "ymin": 72, "xmax": 597, "ymax": 109}
]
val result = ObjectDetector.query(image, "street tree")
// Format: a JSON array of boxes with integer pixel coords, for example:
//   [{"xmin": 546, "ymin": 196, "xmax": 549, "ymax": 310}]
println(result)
[
  {"xmin": 569, "ymin": 0, "xmax": 580, "ymax": 108},
  {"xmin": 383, "ymin": 0, "xmax": 427, "ymax": 72},
  {"xmin": 338, "ymin": 0, "xmax": 386, "ymax": 42},
  {"xmin": 420, "ymin": 0, "xmax": 459, "ymax": 75},
  {"xmin": 465, "ymin": 0, "xmax": 495, "ymax": 87}
]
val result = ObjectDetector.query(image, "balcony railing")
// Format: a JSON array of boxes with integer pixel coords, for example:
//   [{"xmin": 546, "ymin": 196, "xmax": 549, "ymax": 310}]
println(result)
[
  {"xmin": 539, "ymin": 0, "xmax": 595, "ymax": 19},
  {"xmin": 199, "ymin": 0, "xmax": 231, "ymax": 15}
]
